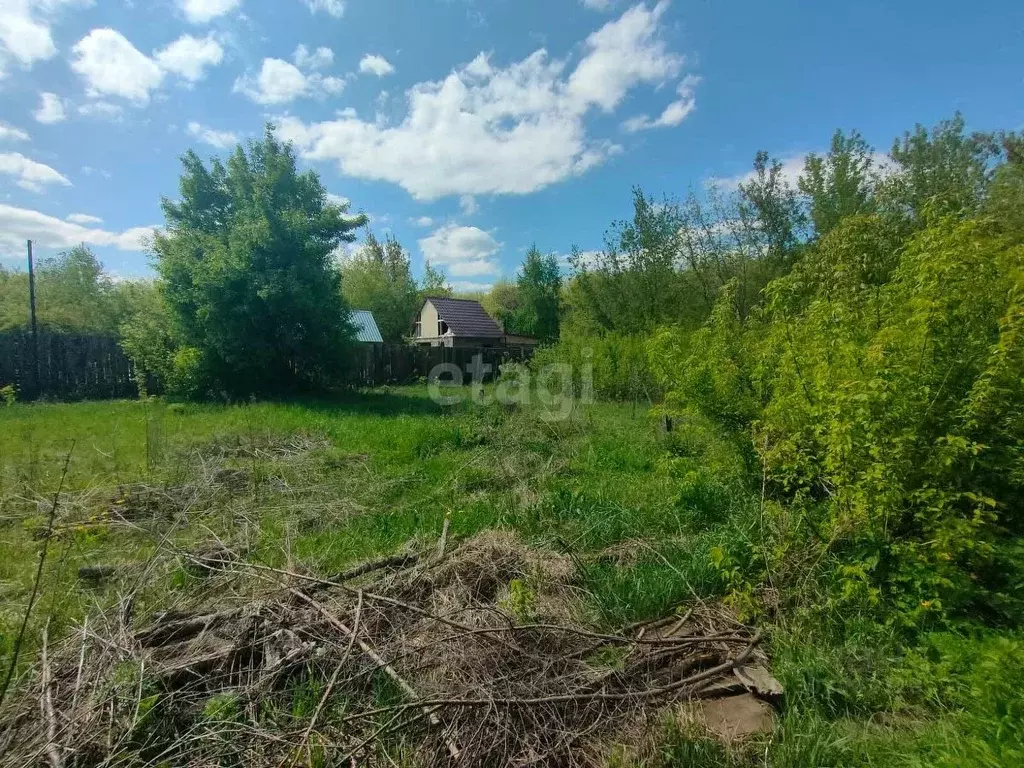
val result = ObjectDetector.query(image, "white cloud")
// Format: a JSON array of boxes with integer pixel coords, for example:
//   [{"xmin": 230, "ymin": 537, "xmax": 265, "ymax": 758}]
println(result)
[
  {"xmin": 275, "ymin": 2, "xmax": 684, "ymax": 200},
  {"xmin": 0, "ymin": 203, "xmax": 153, "ymax": 251},
  {"xmin": 623, "ymin": 73, "xmax": 698, "ymax": 132},
  {"xmin": 0, "ymin": 0, "xmax": 92, "ymax": 75},
  {"xmin": 154, "ymin": 34, "xmax": 224, "ymax": 82},
  {"xmin": 581, "ymin": 0, "xmax": 615, "ymax": 10},
  {"xmin": 359, "ymin": 54, "xmax": 394, "ymax": 77},
  {"xmin": 33, "ymin": 92, "xmax": 66, "ymax": 124},
  {"xmin": 77, "ymin": 100, "xmax": 124, "ymax": 120},
  {"xmin": 0, "ymin": 121, "xmax": 30, "ymax": 142},
  {"xmin": 450, "ymin": 280, "xmax": 495, "ymax": 292},
  {"xmin": 66, "ymin": 212, "xmax": 103, "ymax": 224},
  {"xmin": 419, "ymin": 223, "xmax": 501, "ymax": 278},
  {"xmin": 326, "ymin": 192, "xmax": 350, "ymax": 207},
  {"xmin": 235, "ymin": 57, "xmax": 345, "ymax": 104},
  {"xmin": 294, "ymin": 44, "xmax": 333, "ymax": 70},
  {"xmin": 187, "ymin": 121, "xmax": 238, "ymax": 149},
  {"xmin": 71, "ymin": 28, "xmax": 164, "ymax": 104},
  {"xmin": 177, "ymin": 0, "xmax": 241, "ymax": 24},
  {"xmin": 411, "ymin": 216, "xmax": 434, "ymax": 227},
  {"xmin": 0, "ymin": 152, "xmax": 72, "ymax": 192},
  {"xmin": 302, "ymin": 0, "xmax": 344, "ymax": 18},
  {"xmin": 459, "ymin": 195, "xmax": 479, "ymax": 215}
]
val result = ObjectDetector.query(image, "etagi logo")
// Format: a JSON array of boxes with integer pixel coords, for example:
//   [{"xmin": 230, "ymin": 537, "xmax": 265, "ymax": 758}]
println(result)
[{"xmin": 427, "ymin": 352, "xmax": 593, "ymax": 421}]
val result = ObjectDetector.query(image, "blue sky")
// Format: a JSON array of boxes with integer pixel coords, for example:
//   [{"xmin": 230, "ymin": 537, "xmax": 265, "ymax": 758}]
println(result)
[{"xmin": 1, "ymin": 0, "xmax": 1022, "ymax": 288}]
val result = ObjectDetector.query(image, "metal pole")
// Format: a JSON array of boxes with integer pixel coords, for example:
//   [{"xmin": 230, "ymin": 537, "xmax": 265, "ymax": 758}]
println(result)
[{"xmin": 27, "ymin": 240, "xmax": 40, "ymax": 398}]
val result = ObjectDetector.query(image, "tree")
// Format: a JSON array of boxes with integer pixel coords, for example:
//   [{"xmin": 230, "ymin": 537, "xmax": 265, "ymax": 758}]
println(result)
[
  {"xmin": 481, "ymin": 279, "xmax": 519, "ymax": 331},
  {"xmin": 800, "ymin": 130, "xmax": 879, "ymax": 237},
  {"xmin": 153, "ymin": 125, "xmax": 366, "ymax": 397},
  {"xmin": 341, "ymin": 232, "xmax": 419, "ymax": 342},
  {"xmin": 513, "ymin": 245, "xmax": 561, "ymax": 341},
  {"xmin": 420, "ymin": 260, "xmax": 451, "ymax": 297},
  {"xmin": 570, "ymin": 188, "xmax": 687, "ymax": 334},
  {"xmin": 737, "ymin": 151, "xmax": 807, "ymax": 271},
  {"xmin": 883, "ymin": 112, "xmax": 998, "ymax": 221},
  {"xmin": 0, "ymin": 245, "xmax": 124, "ymax": 333}
]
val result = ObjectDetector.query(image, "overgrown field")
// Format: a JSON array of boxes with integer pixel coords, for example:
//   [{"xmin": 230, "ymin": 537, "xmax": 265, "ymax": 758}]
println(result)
[{"xmin": 0, "ymin": 389, "xmax": 1020, "ymax": 766}]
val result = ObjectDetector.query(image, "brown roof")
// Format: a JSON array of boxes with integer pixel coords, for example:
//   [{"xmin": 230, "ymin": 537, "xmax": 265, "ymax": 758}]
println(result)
[{"xmin": 425, "ymin": 297, "xmax": 503, "ymax": 338}]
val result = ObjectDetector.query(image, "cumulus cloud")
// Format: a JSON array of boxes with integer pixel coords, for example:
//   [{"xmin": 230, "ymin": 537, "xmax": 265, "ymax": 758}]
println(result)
[
  {"xmin": 411, "ymin": 216, "xmax": 434, "ymax": 227},
  {"xmin": 0, "ymin": 203, "xmax": 154, "ymax": 252},
  {"xmin": 71, "ymin": 29, "xmax": 164, "ymax": 103},
  {"xmin": 419, "ymin": 224, "xmax": 501, "ymax": 278},
  {"xmin": 70, "ymin": 28, "xmax": 227, "ymax": 105},
  {"xmin": 325, "ymin": 193, "xmax": 350, "ymax": 207},
  {"xmin": 0, "ymin": 121, "xmax": 30, "ymax": 142},
  {"xmin": 33, "ymin": 92, "xmax": 66, "ymax": 124},
  {"xmin": 275, "ymin": 2, "xmax": 686, "ymax": 200},
  {"xmin": 0, "ymin": 152, "xmax": 72, "ymax": 192},
  {"xmin": 187, "ymin": 121, "xmax": 238, "ymax": 149},
  {"xmin": 623, "ymin": 74, "xmax": 698, "ymax": 132},
  {"xmin": 177, "ymin": 0, "xmax": 241, "ymax": 24},
  {"xmin": 294, "ymin": 44, "xmax": 333, "ymax": 69},
  {"xmin": 359, "ymin": 54, "xmax": 394, "ymax": 77},
  {"xmin": 154, "ymin": 34, "xmax": 224, "ymax": 82},
  {"xmin": 712, "ymin": 150, "xmax": 894, "ymax": 192},
  {"xmin": 235, "ymin": 57, "xmax": 345, "ymax": 104},
  {"xmin": 302, "ymin": 0, "xmax": 344, "ymax": 18},
  {"xmin": 66, "ymin": 212, "xmax": 103, "ymax": 224},
  {"xmin": 0, "ymin": 0, "xmax": 91, "ymax": 76}
]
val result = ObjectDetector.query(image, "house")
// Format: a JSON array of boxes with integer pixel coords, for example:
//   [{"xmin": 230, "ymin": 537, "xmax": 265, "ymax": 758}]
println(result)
[
  {"xmin": 413, "ymin": 297, "xmax": 504, "ymax": 347},
  {"xmin": 350, "ymin": 309, "xmax": 383, "ymax": 343}
]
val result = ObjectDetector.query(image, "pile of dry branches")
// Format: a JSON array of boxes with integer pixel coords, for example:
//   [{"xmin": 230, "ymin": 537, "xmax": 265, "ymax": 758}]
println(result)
[{"xmin": 0, "ymin": 531, "xmax": 777, "ymax": 767}]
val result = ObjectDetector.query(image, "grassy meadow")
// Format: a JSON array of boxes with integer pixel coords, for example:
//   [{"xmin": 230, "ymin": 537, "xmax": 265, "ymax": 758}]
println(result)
[{"xmin": 0, "ymin": 388, "xmax": 1019, "ymax": 766}]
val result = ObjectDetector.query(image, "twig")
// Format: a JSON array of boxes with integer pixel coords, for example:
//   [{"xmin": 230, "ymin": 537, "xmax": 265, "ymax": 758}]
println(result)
[
  {"xmin": 341, "ymin": 631, "xmax": 764, "ymax": 720},
  {"xmin": 437, "ymin": 511, "xmax": 451, "ymax": 559},
  {"xmin": 291, "ymin": 590, "xmax": 365, "ymax": 768},
  {"xmin": 290, "ymin": 588, "xmax": 462, "ymax": 761},
  {"xmin": 0, "ymin": 442, "xmax": 74, "ymax": 707},
  {"xmin": 40, "ymin": 625, "xmax": 62, "ymax": 768}
]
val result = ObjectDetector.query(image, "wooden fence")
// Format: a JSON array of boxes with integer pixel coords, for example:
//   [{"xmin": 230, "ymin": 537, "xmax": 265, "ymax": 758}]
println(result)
[
  {"xmin": 350, "ymin": 343, "xmax": 534, "ymax": 386},
  {"xmin": 0, "ymin": 331, "xmax": 536, "ymax": 401},
  {"xmin": 0, "ymin": 330, "xmax": 142, "ymax": 401}
]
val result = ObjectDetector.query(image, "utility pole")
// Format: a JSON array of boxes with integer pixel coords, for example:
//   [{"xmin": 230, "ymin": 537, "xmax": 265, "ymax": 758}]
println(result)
[{"xmin": 27, "ymin": 239, "xmax": 40, "ymax": 398}]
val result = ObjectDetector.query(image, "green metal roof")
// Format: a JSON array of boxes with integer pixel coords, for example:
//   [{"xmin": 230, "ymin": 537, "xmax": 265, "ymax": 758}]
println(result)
[{"xmin": 350, "ymin": 310, "xmax": 383, "ymax": 343}]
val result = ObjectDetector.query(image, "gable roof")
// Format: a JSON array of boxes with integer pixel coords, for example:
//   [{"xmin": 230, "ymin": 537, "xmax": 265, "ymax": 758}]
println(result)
[
  {"xmin": 425, "ymin": 297, "xmax": 503, "ymax": 338},
  {"xmin": 350, "ymin": 309, "xmax": 383, "ymax": 343}
]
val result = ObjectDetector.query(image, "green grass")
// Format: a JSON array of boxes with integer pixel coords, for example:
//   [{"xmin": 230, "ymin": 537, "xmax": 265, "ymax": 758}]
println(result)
[{"xmin": 1, "ymin": 386, "xmax": 1020, "ymax": 766}]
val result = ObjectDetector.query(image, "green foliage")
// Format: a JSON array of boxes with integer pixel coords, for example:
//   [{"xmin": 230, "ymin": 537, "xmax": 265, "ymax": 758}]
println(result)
[
  {"xmin": 340, "ymin": 231, "xmax": 419, "ymax": 342},
  {"xmin": 0, "ymin": 385, "xmax": 15, "ymax": 407},
  {"xmin": 154, "ymin": 125, "xmax": 365, "ymax": 398},
  {"xmin": 0, "ymin": 245, "xmax": 133, "ymax": 334},
  {"xmin": 419, "ymin": 260, "xmax": 451, "ymax": 298},
  {"xmin": 653, "ymin": 116, "xmax": 1024, "ymax": 628},
  {"xmin": 531, "ymin": 331, "xmax": 658, "ymax": 402},
  {"xmin": 511, "ymin": 245, "xmax": 561, "ymax": 341}
]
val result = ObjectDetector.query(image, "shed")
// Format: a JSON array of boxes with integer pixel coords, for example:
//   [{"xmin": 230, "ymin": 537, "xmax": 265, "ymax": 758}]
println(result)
[{"xmin": 350, "ymin": 309, "xmax": 384, "ymax": 344}]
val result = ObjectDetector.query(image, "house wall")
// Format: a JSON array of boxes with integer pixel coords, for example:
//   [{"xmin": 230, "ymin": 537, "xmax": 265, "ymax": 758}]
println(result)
[{"xmin": 417, "ymin": 300, "xmax": 440, "ymax": 341}]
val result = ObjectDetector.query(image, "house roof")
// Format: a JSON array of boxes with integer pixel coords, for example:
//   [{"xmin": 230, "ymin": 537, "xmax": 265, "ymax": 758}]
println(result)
[
  {"xmin": 350, "ymin": 310, "xmax": 383, "ymax": 343},
  {"xmin": 425, "ymin": 297, "xmax": 503, "ymax": 338}
]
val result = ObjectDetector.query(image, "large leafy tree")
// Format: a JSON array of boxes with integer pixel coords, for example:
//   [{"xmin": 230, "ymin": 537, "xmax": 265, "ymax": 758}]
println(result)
[
  {"xmin": 154, "ymin": 126, "xmax": 365, "ymax": 397},
  {"xmin": 513, "ymin": 245, "xmax": 561, "ymax": 341},
  {"xmin": 341, "ymin": 232, "xmax": 419, "ymax": 342}
]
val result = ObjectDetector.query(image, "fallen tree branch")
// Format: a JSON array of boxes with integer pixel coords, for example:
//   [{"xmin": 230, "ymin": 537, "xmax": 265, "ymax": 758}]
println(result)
[{"xmin": 290, "ymin": 588, "xmax": 462, "ymax": 762}]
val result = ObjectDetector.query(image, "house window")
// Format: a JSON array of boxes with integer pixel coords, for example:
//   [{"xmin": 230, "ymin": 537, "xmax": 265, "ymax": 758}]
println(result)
[
  {"xmin": 414, "ymin": 321, "xmax": 421, "ymax": 337},
  {"xmin": 438, "ymin": 320, "xmax": 449, "ymax": 336}
]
